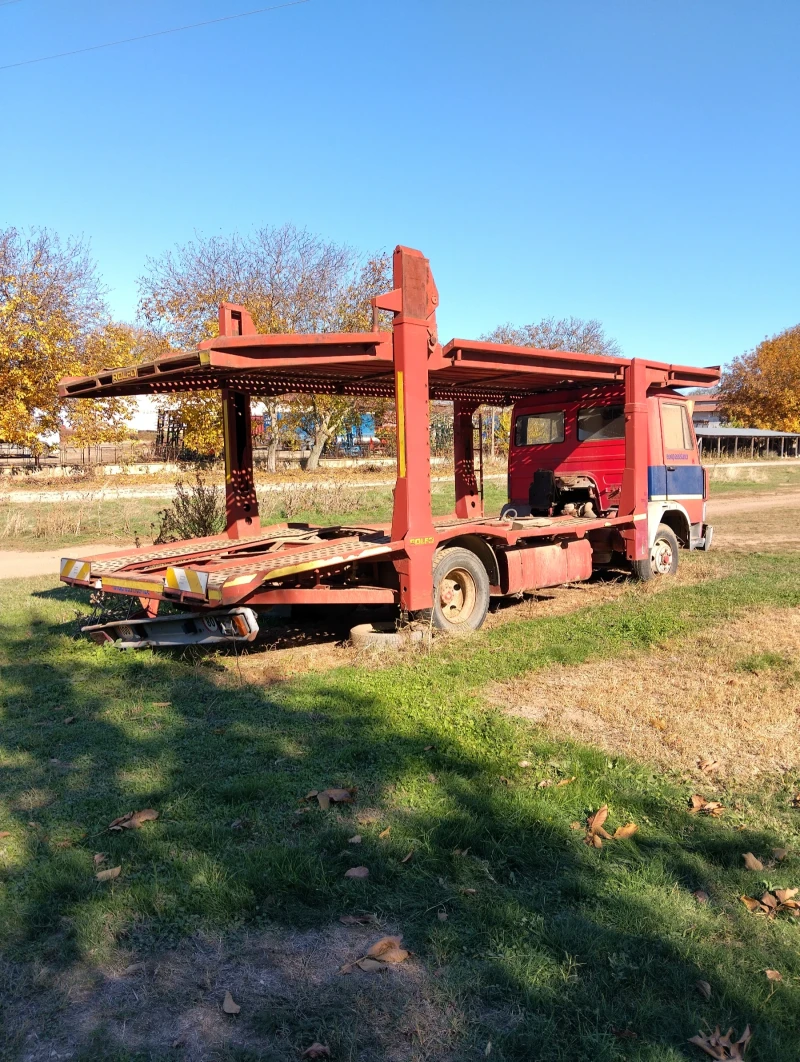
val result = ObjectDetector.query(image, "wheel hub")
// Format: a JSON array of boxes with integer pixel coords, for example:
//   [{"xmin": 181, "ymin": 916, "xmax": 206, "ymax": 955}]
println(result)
[{"xmin": 439, "ymin": 567, "xmax": 476, "ymax": 624}]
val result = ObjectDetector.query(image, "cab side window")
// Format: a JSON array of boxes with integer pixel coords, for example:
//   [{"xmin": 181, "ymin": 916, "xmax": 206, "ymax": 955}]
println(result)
[
  {"xmin": 514, "ymin": 411, "xmax": 565, "ymax": 446},
  {"xmin": 577, "ymin": 405, "xmax": 624, "ymax": 441},
  {"xmin": 662, "ymin": 402, "xmax": 694, "ymax": 450}
]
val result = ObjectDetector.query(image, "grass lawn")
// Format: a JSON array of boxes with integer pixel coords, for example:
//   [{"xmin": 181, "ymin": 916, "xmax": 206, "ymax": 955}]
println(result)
[
  {"xmin": 707, "ymin": 463, "xmax": 800, "ymax": 495},
  {"xmin": 2, "ymin": 551, "xmax": 800, "ymax": 1060}
]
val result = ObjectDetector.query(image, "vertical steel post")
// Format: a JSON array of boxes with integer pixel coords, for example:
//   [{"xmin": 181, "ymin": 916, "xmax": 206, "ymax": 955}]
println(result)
[
  {"xmin": 618, "ymin": 358, "xmax": 649, "ymax": 562},
  {"xmin": 453, "ymin": 399, "xmax": 482, "ymax": 518},
  {"xmin": 221, "ymin": 389, "xmax": 260, "ymax": 538},
  {"xmin": 217, "ymin": 301, "xmax": 260, "ymax": 540},
  {"xmin": 373, "ymin": 247, "xmax": 439, "ymax": 613}
]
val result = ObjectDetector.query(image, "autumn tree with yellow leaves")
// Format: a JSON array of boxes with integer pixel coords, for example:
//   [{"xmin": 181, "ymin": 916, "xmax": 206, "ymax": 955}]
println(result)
[
  {"xmin": 138, "ymin": 224, "xmax": 391, "ymax": 467},
  {"xmin": 718, "ymin": 324, "xmax": 800, "ymax": 433}
]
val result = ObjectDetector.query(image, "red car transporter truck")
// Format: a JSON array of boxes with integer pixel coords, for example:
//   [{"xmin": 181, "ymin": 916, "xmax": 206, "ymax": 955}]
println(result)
[{"xmin": 58, "ymin": 246, "xmax": 719, "ymax": 648}]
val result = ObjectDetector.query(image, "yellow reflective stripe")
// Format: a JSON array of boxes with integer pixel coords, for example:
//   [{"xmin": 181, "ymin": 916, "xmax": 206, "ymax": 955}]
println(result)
[
  {"xmin": 165, "ymin": 567, "xmax": 209, "ymax": 595},
  {"xmin": 60, "ymin": 559, "xmax": 91, "ymax": 581},
  {"xmin": 220, "ymin": 573, "xmax": 258, "ymax": 589},
  {"xmin": 100, "ymin": 576, "xmax": 162, "ymax": 594},
  {"xmin": 396, "ymin": 370, "xmax": 406, "ymax": 478}
]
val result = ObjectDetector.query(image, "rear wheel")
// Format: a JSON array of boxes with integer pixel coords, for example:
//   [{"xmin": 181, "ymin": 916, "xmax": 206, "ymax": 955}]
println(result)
[
  {"xmin": 631, "ymin": 524, "xmax": 679, "ymax": 581},
  {"xmin": 430, "ymin": 547, "xmax": 490, "ymax": 632}
]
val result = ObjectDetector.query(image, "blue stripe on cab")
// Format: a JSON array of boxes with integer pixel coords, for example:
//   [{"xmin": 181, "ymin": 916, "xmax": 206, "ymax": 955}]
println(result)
[
  {"xmin": 649, "ymin": 464, "xmax": 704, "ymax": 498},
  {"xmin": 648, "ymin": 466, "xmax": 667, "ymax": 498}
]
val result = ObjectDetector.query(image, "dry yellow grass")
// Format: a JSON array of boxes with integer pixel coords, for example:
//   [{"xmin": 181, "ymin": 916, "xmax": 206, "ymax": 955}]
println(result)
[{"xmin": 486, "ymin": 608, "xmax": 800, "ymax": 781}]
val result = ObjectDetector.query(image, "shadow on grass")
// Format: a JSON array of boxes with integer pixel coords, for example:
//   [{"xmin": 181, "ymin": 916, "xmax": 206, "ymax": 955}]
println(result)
[{"xmin": 1, "ymin": 581, "xmax": 800, "ymax": 1060}]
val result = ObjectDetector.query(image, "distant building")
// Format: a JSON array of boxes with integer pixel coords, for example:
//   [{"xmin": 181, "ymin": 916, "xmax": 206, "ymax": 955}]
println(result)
[{"xmin": 688, "ymin": 390, "xmax": 799, "ymax": 458}]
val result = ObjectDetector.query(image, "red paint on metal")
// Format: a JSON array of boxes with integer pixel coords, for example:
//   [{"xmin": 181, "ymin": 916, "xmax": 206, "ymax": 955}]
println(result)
[
  {"xmin": 221, "ymin": 388, "xmax": 261, "ymax": 538},
  {"xmin": 382, "ymin": 247, "xmax": 439, "ymax": 612},
  {"xmin": 453, "ymin": 400, "xmax": 482, "ymax": 519},
  {"xmin": 618, "ymin": 357, "xmax": 649, "ymax": 561},
  {"xmin": 502, "ymin": 539, "xmax": 593, "ymax": 595}
]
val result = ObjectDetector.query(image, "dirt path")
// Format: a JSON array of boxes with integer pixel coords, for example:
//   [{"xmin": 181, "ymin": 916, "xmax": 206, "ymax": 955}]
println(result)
[
  {"xmin": 706, "ymin": 487, "xmax": 800, "ymax": 514},
  {"xmin": 0, "ymin": 543, "xmax": 120, "ymax": 580}
]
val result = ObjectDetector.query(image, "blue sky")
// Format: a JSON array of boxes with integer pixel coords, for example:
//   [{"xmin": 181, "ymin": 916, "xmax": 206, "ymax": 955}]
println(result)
[{"xmin": 2, "ymin": 0, "xmax": 799, "ymax": 368}]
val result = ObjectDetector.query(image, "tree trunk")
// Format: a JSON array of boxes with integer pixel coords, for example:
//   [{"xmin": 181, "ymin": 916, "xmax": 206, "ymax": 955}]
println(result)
[
  {"xmin": 266, "ymin": 436, "xmax": 279, "ymax": 473},
  {"xmin": 305, "ymin": 432, "xmax": 329, "ymax": 471}
]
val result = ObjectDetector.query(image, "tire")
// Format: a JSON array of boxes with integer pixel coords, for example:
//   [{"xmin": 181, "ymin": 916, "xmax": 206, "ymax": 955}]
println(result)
[
  {"xmin": 430, "ymin": 547, "xmax": 490, "ymax": 632},
  {"xmin": 631, "ymin": 524, "xmax": 680, "ymax": 581},
  {"xmin": 349, "ymin": 622, "xmax": 424, "ymax": 651}
]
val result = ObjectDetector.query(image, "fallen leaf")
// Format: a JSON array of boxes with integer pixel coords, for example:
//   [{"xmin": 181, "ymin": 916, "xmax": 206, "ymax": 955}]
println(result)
[
  {"xmin": 123, "ymin": 962, "xmax": 146, "ymax": 975},
  {"xmin": 773, "ymin": 887, "xmax": 799, "ymax": 905},
  {"xmin": 93, "ymin": 853, "xmax": 106, "ymax": 866},
  {"xmin": 740, "ymin": 894, "xmax": 767, "ymax": 913},
  {"xmin": 765, "ymin": 969, "xmax": 782, "ymax": 982},
  {"xmin": 453, "ymin": 847, "xmax": 470, "ymax": 856},
  {"xmin": 304, "ymin": 790, "xmax": 319, "ymax": 800},
  {"xmin": 791, "ymin": 793, "xmax": 800, "ymax": 809},
  {"xmin": 650, "ymin": 717, "xmax": 667, "ymax": 730},
  {"xmin": 518, "ymin": 760, "xmax": 531, "ymax": 768},
  {"xmin": 64, "ymin": 716, "xmax": 76, "ymax": 725},
  {"xmin": 693, "ymin": 889, "xmax": 710, "ymax": 904},
  {"xmin": 695, "ymin": 979, "xmax": 712, "ymax": 1001},
  {"xmin": 742, "ymin": 852, "xmax": 764, "ymax": 872},
  {"xmin": 400, "ymin": 850, "xmax": 414, "ymax": 863},
  {"xmin": 366, "ymin": 935, "xmax": 409, "ymax": 963},
  {"xmin": 95, "ymin": 865, "xmax": 121, "ymax": 882},
  {"xmin": 437, "ymin": 910, "xmax": 448, "ymax": 921},
  {"xmin": 587, "ymin": 805, "xmax": 609, "ymax": 832},
  {"xmin": 301, "ymin": 1045, "xmax": 331, "ymax": 1059},
  {"xmin": 613, "ymin": 823, "xmax": 639, "ymax": 839},
  {"xmin": 485, "ymin": 1041, "xmax": 492, "ymax": 1057},
  {"xmin": 611, "ymin": 1027, "xmax": 638, "ymax": 1040},
  {"xmin": 772, "ymin": 848, "xmax": 788, "ymax": 862},
  {"xmin": 556, "ymin": 776, "xmax": 576, "ymax": 787},
  {"xmin": 108, "ymin": 809, "xmax": 159, "ymax": 831},
  {"xmin": 222, "ymin": 991, "xmax": 240, "ymax": 1015},
  {"xmin": 697, "ymin": 756, "xmax": 720, "ymax": 774},
  {"xmin": 378, "ymin": 826, "xmax": 391, "ymax": 839},
  {"xmin": 0, "ymin": 831, "xmax": 11, "ymax": 839},
  {"xmin": 688, "ymin": 1024, "xmax": 752, "ymax": 1060},
  {"xmin": 688, "ymin": 795, "xmax": 725, "ymax": 817},
  {"xmin": 339, "ymin": 913, "xmax": 376, "ymax": 925},
  {"xmin": 152, "ymin": 702, "xmax": 171, "ymax": 707},
  {"xmin": 569, "ymin": 821, "xmax": 583, "ymax": 831},
  {"xmin": 461, "ymin": 888, "xmax": 477, "ymax": 895},
  {"xmin": 344, "ymin": 866, "xmax": 369, "ymax": 880},
  {"xmin": 355, "ymin": 957, "xmax": 386, "ymax": 972},
  {"xmin": 348, "ymin": 834, "xmax": 362, "ymax": 845},
  {"xmin": 538, "ymin": 779, "xmax": 554, "ymax": 789},
  {"xmin": 424, "ymin": 744, "xmax": 435, "ymax": 751},
  {"xmin": 428, "ymin": 773, "xmax": 438, "ymax": 783},
  {"xmin": 584, "ymin": 805, "xmax": 612, "ymax": 847},
  {"xmin": 317, "ymin": 787, "xmax": 355, "ymax": 811}
]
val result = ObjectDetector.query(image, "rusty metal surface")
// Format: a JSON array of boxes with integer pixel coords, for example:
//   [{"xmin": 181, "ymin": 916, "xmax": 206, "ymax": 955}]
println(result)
[{"xmin": 84, "ymin": 528, "xmax": 323, "ymax": 575}]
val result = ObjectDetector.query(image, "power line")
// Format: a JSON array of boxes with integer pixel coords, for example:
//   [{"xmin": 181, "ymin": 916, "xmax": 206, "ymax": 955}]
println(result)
[{"xmin": 0, "ymin": 0, "xmax": 310, "ymax": 71}]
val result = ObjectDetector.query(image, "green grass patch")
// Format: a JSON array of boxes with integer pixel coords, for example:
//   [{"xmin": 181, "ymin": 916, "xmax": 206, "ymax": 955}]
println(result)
[
  {"xmin": 709, "ymin": 463, "xmax": 800, "ymax": 495},
  {"xmin": 1, "ymin": 553, "xmax": 800, "ymax": 1058}
]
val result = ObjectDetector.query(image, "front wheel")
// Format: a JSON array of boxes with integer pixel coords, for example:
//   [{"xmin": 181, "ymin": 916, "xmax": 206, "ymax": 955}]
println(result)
[
  {"xmin": 631, "ymin": 524, "xmax": 679, "ymax": 581},
  {"xmin": 430, "ymin": 547, "xmax": 490, "ymax": 632}
]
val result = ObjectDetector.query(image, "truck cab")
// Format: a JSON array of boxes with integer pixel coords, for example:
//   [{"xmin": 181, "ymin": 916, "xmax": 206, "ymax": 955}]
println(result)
[{"xmin": 506, "ymin": 385, "xmax": 711, "ymax": 554}]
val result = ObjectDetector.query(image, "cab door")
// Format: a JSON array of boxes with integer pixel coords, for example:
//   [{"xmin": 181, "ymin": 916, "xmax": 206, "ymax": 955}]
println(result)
[{"xmin": 660, "ymin": 400, "xmax": 703, "ymax": 502}]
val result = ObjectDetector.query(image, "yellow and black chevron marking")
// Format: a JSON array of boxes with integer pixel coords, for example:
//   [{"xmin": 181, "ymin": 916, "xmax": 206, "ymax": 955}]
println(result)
[
  {"xmin": 164, "ymin": 567, "xmax": 209, "ymax": 596},
  {"xmin": 60, "ymin": 558, "xmax": 91, "ymax": 582}
]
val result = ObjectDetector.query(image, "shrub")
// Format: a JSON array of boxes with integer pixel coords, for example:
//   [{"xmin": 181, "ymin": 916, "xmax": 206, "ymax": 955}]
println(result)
[{"xmin": 153, "ymin": 473, "xmax": 225, "ymax": 543}]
